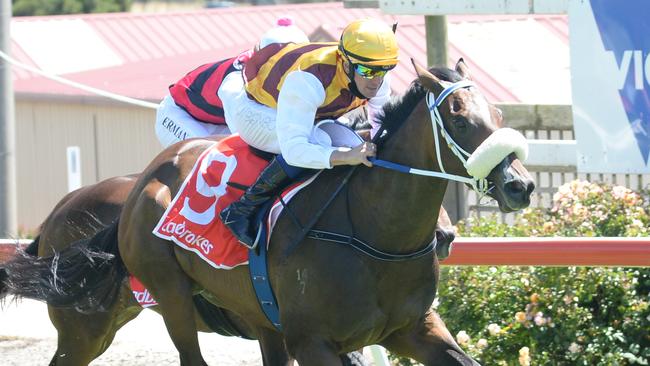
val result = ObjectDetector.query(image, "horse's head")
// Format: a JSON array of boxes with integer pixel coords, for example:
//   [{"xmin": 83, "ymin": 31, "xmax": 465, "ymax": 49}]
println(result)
[{"xmin": 413, "ymin": 59, "xmax": 535, "ymax": 213}]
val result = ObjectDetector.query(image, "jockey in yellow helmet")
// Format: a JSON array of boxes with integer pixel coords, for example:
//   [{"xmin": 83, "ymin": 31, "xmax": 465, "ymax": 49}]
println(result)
[{"xmin": 219, "ymin": 18, "xmax": 399, "ymax": 248}]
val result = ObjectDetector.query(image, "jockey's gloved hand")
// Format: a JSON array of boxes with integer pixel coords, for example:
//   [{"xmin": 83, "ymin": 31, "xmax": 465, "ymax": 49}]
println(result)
[{"xmin": 330, "ymin": 142, "xmax": 376, "ymax": 167}]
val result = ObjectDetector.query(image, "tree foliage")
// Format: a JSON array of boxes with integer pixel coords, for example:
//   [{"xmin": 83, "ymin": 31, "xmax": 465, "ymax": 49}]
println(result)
[{"xmin": 12, "ymin": 0, "xmax": 131, "ymax": 16}]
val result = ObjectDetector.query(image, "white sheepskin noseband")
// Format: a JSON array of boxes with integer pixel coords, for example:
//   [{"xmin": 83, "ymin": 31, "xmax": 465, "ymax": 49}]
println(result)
[{"xmin": 465, "ymin": 128, "xmax": 528, "ymax": 179}]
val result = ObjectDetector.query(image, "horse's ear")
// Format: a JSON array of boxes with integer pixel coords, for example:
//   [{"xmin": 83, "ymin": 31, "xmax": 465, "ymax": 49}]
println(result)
[
  {"xmin": 455, "ymin": 58, "xmax": 472, "ymax": 80},
  {"xmin": 410, "ymin": 58, "xmax": 442, "ymax": 91}
]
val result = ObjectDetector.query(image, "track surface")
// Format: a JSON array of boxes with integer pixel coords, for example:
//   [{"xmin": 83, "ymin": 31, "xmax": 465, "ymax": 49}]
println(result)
[{"xmin": 0, "ymin": 298, "xmax": 262, "ymax": 365}]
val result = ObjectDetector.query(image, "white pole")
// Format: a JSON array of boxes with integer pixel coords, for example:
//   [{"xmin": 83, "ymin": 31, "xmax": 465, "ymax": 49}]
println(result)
[
  {"xmin": 0, "ymin": 0, "xmax": 17, "ymax": 238},
  {"xmin": 66, "ymin": 146, "xmax": 81, "ymax": 192},
  {"xmin": 368, "ymin": 345, "xmax": 391, "ymax": 366}
]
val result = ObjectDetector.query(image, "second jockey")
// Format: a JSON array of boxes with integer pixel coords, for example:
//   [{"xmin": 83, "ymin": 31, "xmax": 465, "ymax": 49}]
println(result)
[
  {"xmin": 219, "ymin": 18, "xmax": 399, "ymax": 248},
  {"xmin": 154, "ymin": 17, "xmax": 310, "ymax": 148}
]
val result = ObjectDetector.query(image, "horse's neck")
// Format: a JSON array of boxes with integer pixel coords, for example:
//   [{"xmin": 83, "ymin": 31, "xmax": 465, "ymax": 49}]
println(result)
[{"xmin": 349, "ymin": 103, "xmax": 447, "ymax": 253}]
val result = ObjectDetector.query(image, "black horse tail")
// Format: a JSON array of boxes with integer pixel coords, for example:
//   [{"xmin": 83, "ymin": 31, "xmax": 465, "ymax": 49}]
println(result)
[
  {"xmin": 1, "ymin": 235, "xmax": 42, "ymax": 302},
  {"xmin": 2, "ymin": 220, "xmax": 126, "ymax": 313},
  {"xmin": 0, "ymin": 236, "xmax": 40, "ymax": 302}
]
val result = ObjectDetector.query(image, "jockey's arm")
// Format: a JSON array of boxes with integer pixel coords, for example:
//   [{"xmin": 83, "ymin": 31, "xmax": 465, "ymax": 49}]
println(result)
[{"xmin": 276, "ymin": 71, "xmax": 376, "ymax": 169}]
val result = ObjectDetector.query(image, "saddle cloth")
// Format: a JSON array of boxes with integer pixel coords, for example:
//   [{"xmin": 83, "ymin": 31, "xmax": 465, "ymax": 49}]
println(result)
[
  {"xmin": 132, "ymin": 121, "xmax": 362, "ymax": 307},
  {"xmin": 153, "ymin": 135, "xmax": 292, "ymax": 269}
]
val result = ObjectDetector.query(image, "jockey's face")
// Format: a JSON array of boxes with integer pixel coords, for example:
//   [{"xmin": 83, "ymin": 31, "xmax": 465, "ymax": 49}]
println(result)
[
  {"xmin": 343, "ymin": 60, "xmax": 386, "ymax": 99},
  {"xmin": 354, "ymin": 70, "xmax": 385, "ymax": 99}
]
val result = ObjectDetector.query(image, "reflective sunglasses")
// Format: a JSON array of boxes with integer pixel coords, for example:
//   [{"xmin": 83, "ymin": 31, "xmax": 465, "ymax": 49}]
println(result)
[{"xmin": 353, "ymin": 64, "xmax": 390, "ymax": 79}]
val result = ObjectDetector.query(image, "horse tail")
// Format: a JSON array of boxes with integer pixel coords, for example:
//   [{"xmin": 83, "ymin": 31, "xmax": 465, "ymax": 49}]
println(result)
[
  {"xmin": 0, "ymin": 236, "xmax": 40, "ymax": 302},
  {"xmin": 2, "ymin": 220, "xmax": 125, "ymax": 313}
]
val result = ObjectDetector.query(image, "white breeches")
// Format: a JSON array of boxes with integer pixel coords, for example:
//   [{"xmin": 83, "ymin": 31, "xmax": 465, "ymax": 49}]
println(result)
[
  {"xmin": 218, "ymin": 71, "xmax": 281, "ymax": 154},
  {"xmin": 155, "ymin": 94, "xmax": 231, "ymax": 149}
]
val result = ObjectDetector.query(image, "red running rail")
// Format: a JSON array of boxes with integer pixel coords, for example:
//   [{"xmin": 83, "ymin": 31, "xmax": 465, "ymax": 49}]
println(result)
[
  {"xmin": 1, "ymin": 238, "xmax": 649, "ymax": 267},
  {"xmin": 444, "ymin": 237, "xmax": 650, "ymax": 267}
]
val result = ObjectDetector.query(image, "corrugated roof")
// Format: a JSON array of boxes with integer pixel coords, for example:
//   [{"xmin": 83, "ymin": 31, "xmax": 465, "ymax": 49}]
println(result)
[{"xmin": 9, "ymin": 3, "xmax": 570, "ymax": 103}]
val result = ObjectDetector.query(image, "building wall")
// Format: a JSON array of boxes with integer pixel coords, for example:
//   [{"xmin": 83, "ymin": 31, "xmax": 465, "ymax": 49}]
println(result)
[
  {"xmin": 15, "ymin": 99, "xmax": 647, "ymax": 231},
  {"xmin": 15, "ymin": 99, "xmax": 159, "ymax": 231}
]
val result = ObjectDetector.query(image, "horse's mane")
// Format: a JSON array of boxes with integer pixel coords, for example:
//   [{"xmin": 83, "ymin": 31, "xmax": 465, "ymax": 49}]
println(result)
[{"xmin": 375, "ymin": 67, "xmax": 463, "ymax": 145}]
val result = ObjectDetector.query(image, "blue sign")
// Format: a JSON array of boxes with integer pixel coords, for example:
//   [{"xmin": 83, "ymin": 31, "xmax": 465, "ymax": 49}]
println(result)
[
  {"xmin": 570, "ymin": 0, "xmax": 650, "ymax": 173},
  {"xmin": 591, "ymin": 0, "xmax": 650, "ymax": 164}
]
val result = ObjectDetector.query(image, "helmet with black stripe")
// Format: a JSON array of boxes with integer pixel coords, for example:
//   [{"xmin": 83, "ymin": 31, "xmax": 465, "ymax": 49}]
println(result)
[{"xmin": 338, "ymin": 19, "xmax": 399, "ymax": 70}]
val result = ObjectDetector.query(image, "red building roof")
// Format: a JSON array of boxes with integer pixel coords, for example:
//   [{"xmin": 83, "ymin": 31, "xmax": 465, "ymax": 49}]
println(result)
[{"xmin": 9, "ymin": 3, "xmax": 570, "ymax": 104}]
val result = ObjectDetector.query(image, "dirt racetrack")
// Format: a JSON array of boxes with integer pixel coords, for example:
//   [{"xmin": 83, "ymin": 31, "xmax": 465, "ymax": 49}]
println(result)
[{"xmin": 0, "ymin": 298, "xmax": 262, "ymax": 365}]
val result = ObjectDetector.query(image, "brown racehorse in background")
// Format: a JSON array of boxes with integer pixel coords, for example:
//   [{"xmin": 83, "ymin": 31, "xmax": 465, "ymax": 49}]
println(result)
[{"xmin": 3, "ymin": 60, "xmax": 534, "ymax": 365}]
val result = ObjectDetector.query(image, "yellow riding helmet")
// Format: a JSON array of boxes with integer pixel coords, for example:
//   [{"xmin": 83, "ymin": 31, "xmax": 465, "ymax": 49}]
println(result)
[{"xmin": 338, "ymin": 19, "xmax": 399, "ymax": 69}]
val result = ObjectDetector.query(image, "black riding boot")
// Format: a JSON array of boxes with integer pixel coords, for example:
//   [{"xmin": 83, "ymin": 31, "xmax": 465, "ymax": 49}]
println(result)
[{"xmin": 220, "ymin": 157, "xmax": 293, "ymax": 248}]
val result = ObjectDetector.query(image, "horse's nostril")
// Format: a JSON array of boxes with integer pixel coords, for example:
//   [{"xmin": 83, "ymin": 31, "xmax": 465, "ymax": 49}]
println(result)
[
  {"xmin": 526, "ymin": 180, "xmax": 536, "ymax": 195},
  {"xmin": 505, "ymin": 180, "xmax": 526, "ymax": 195}
]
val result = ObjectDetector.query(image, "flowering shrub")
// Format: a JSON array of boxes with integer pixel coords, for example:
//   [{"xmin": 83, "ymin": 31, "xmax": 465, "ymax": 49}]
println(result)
[
  {"xmin": 390, "ymin": 181, "xmax": 650, "ymax": 365},
  {"xmin": 438, "ymin": 265, "xmax": 648, "ymax": 365},
  {"xmin": 457, "ymin": 180, "xmax": 650, "ymax": 238}
]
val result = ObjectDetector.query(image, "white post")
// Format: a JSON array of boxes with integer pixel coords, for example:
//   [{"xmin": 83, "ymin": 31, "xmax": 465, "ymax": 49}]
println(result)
[
  {"xmin": 368, "ymin": 345, "xmax": 391, "ymax": 366},
  {"xmin": 0, "ymin": 0, "xmax": 17, "ymax": 238},
  {"xmin": 66, "ymin": 146, "xmax": 81, "ymax": 192}
]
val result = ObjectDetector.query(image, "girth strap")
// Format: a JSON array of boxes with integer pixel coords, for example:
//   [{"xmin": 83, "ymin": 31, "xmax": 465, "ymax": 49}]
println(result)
[{"xmin": 307, "ymin": 229, "xmax": 436, "ymax": 261}]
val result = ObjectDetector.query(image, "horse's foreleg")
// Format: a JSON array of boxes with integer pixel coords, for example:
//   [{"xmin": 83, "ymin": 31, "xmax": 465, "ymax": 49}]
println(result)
[
  {"xmin": 381, "ymin": 310, "xmax": 480, "ymax": 366},
  {"xmin": 48, "ymin": 307, "xmax": 109, "ymax": 366},
  {"xmin": 47, "ymin": 289, "xmax": 142, "ymax": 366},
  {"xmin": 257, "ymin": 328, "xmax": 294, "ymax": 366},
  {"xmin": 285, "ymin": 337, "xmax": 343, "ymax": 366}
]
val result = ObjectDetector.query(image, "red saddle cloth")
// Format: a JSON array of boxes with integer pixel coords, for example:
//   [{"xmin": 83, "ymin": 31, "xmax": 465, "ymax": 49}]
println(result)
[
  {"xmin": 152, "ymin": 135, "xmax": 269, "ymax": 269},
  {"xmin": 132, "ymin": 134, "xmax": 318, "ymax": 308}
]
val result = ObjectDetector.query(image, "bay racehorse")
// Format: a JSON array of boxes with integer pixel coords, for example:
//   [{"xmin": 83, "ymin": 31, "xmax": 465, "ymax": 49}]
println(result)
[{"xmin": 3, "ymin": 60, "xmax": 534, "ymax": 365}]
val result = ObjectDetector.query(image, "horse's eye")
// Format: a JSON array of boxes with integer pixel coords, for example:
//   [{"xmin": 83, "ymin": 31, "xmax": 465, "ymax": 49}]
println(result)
[{"xmin": 453, "ymin": 116, "xmax": 467, "ymax": 132}]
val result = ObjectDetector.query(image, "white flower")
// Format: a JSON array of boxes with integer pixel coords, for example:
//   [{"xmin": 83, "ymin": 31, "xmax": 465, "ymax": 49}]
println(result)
[
  {"xmin": 568, "ymin": 342, "xmax": 581, "ymax": 354},
  {"xmin": 476, "ymin": 338, "xmax": 488, "ymax": 349},
  {"xmin": 488, "ymin": 323, "xmax": 501, "ymax": 336},
  {"xmin": 534, "ymin": 312, "xmax": 546, "ymax": 326},
  {"xmin": 518, "ymin": 346, "xmax": 531, "ymax": 366},
  {"xmin": 612, "ymin": 185, "xmax": 629, "ymax": 199},
  {"xmin": 456, "ymin": 330, "xmax": 470, "ymax": 346}
]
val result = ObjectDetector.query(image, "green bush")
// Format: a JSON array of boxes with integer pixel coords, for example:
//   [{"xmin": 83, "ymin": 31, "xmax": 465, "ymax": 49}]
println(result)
[
  {"xmin": 392, "ymin": 181, "xmax": 650, "ymax": 365},
  {"xmin": 12, "ymin": 0, "xmax": 131, "ymax": 16}
]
